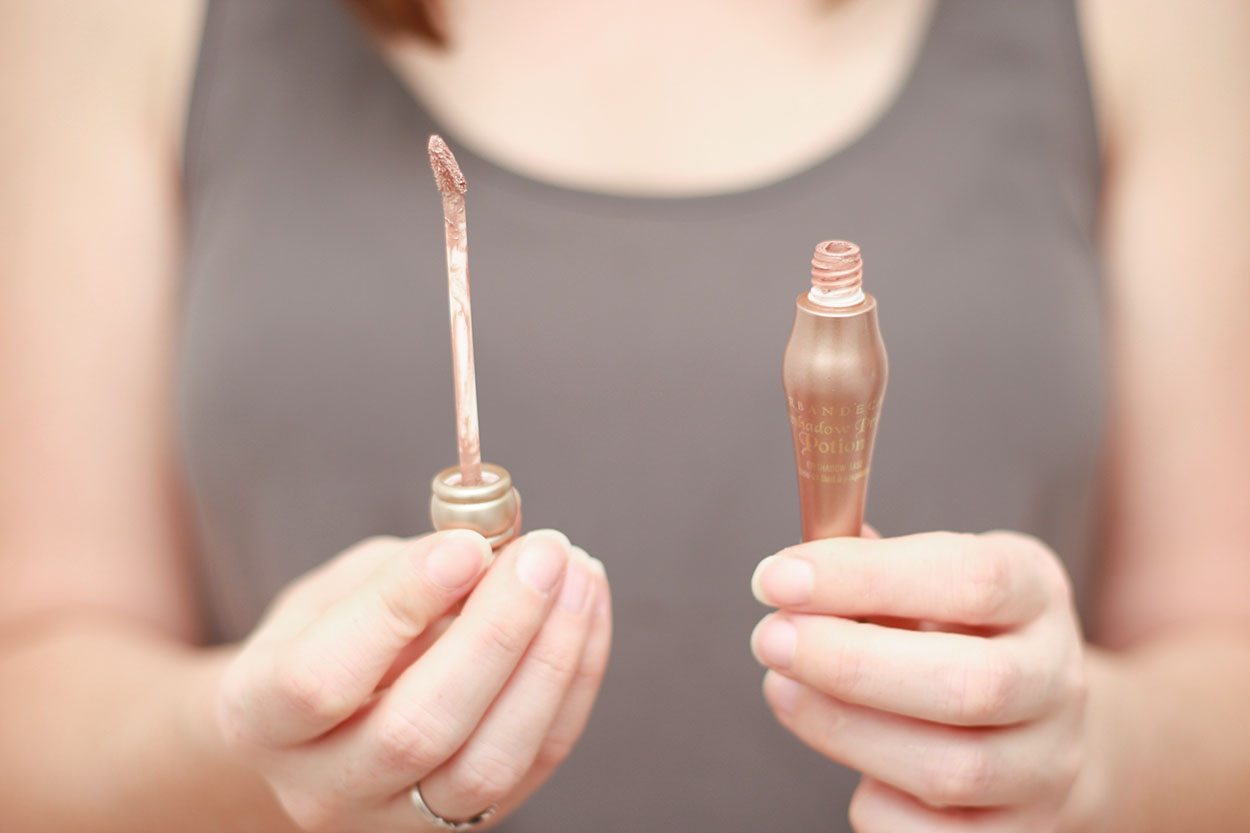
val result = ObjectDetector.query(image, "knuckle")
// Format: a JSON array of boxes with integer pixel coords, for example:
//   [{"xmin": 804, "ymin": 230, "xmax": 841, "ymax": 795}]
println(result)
[
  {"xmin": 475, "ymin": 616, "xmax": 530, "ymax": 661},
  {"xmin": 924, "ymin": 743, "xmax": 997, "ymax": 806},
  {"xmin": 272, "ymin": 653, "xmax": 352, "ymax": 728},
  {"xmin": 808, "ymin": 699, "xmax": 851, "ymax": 756},
  {"xmin": 948, "ymin": 650, "xmax": 1021, "ymax": 724},
  {"xmin": 994, "ymin": 530, "xmax": 1073, "ymax": 604},
  {"xmin": 525, "ymin": 639, "xmax": 581, "ymax": 688},
  {"xmin": 570, "ymin": 641, "xmax": 609, "ymax": 689},
  {"xmin": 377, "ymin": 581, "xmax": 429, "ymax": 642},
  {"xmin": 453, "ymin": 748, "xmax": 526, "ymax": 807},
  {"xmin": 569, "ymin": 660, "xmax": 600, "ymax": 692},
  {"xmin": 958, "ymin": 545, "xmax": 1013, "ymax": 623},
  {"xmin": 821, "ymin": 637, "xmax": 868, "ymax": 699},
  {"xmin": 854, "ymin": 555, "xmax": 889, "ymax": 609},
  {"xmin": 376, "ymin": 707, "xmax": 454, "ymax": 774}
]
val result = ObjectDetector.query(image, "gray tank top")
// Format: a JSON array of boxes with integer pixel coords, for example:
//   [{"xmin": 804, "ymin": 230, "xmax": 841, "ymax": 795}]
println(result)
[{"xmin": 180, "ymin": 2, "xmax": 1103, "ymax": 829}]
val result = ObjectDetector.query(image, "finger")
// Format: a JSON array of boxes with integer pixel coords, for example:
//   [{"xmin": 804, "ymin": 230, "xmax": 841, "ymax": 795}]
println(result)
[
  {"xmin": 368, "ymin": 555, "xmax": 611, "ymax": 831},
  {"xmin": 763, "ymin": 672, "xmax": 1080, "ymax": 809},
  {"xmin": 752, "ymin": 531, "xmax": 1055, "ymax": 628},
  {"xmin": 415, "ymin": 548, "xmax": 600, "ymax": 821},
  {"xmin": 323, "ymin": 529, "xmax": 572, "ymax": 799},
  {"xmin": 256, "ymin": 536, "xmax": 401, "ymax": 641},
  {"xmin": 222, "ymin": 531, "xmax": 492, "ymax": 748},
  {"xmin": 494, "ymin": 555, "xmax": 613, "ymax": 817},
  {"xmin": 374, "ymin": 613, "xmax": 455, "ymax": 692},
  {"xmin": 848, "ymin": 777, "xmax": 1035, "ymax": 833},
  {"xmin": 751, "ymin": 612, "xmax": 1065, "ymax": 726}
]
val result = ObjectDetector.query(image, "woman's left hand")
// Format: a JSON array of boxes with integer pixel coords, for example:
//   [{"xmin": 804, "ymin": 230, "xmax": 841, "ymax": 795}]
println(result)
[{"xmin": 751, "ymin": 531, "xmax": 1088, "ymax": 832}]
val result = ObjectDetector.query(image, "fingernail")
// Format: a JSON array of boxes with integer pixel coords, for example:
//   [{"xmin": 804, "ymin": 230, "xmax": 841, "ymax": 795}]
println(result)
[
  {"xmin": 516, "ymin": 529, "xmax": 569, "ymax": 595},
  {"xmin": 753, "ymin": 617, "xmax": 797, "ymax": 669},
  {"xmin": 765, "ymin": 672, "xmax": 802, "ymax": 714},
  {"xmin": 573, "ymin": 547, "xmax": 607, "ymax": 578},
  {"xmin": 583, "ymin": 553, "xmax": 606, "ymax": 579},
  {"xmin": 426, "ymin": 530, "xmax": 490, "ymax": 590},
  {"xmin": 557, "ymin": 550, "xmax": 592, "ymax": 613},
  {"xmin": 752, "ymin": 556, "xmax": 813, "ymax": 606}
]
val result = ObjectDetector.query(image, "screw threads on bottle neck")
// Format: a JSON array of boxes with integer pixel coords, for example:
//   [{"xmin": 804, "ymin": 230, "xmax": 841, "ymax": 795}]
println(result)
[{"xmin": 809, "ymin": 240, "xmax": 865, "ymax": 307}]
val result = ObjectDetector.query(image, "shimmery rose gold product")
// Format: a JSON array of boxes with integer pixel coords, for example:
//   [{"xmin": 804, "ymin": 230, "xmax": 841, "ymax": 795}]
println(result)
[
  {"xmin": 427, "ymin": 135, "xmax": 520, "ymax": 552},
  {"xmin": 783, "ymin": 241, "xmax": 887, "ymax": 542}
]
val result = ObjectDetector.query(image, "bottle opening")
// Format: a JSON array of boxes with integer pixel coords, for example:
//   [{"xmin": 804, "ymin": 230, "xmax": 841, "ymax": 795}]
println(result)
[
  {"xmin": 443, "ymin": 470, "xmax": 501, "ymax": 488},
  {"xmin": 809, "ymin": 240, "xmax": 864, "ymax": 307}
]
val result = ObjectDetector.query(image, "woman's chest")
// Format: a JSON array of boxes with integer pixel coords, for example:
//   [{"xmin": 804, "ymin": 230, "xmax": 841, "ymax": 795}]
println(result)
[{"xmin": 180, "ymin": 0, "xmax": 1104, "ymax": 637}]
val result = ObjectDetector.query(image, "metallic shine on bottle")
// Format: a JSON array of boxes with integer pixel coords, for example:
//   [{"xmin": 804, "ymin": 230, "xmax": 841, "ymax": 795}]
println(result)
[{"xmin": 783, "ymin": 241, "xmax": 888, "ymax": 542}]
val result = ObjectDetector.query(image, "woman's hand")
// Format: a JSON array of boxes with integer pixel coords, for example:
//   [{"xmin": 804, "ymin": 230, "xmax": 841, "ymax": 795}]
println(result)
[
  {"xmin": 214, "ymin": 528, "xmax": 611, "ymax": 832},
  {"xmin": 751, "ymin": 531, "xmax": 1086, "ymax": 832}
]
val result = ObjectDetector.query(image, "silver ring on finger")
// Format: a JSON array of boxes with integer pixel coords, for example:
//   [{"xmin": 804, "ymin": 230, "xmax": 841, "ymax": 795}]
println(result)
[{"xmin": 409, "ymin": 782, "xmax": 497, "ymax": 831}]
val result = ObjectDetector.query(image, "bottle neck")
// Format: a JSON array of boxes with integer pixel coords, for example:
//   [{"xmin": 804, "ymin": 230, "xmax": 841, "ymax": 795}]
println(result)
[
  {"xmin": 807, "ymin": 285, "xmax": 866, "ymax": 307},
  {"xmin": 809, "ymin": 239, "xmax": 864, "ymax": 307}
]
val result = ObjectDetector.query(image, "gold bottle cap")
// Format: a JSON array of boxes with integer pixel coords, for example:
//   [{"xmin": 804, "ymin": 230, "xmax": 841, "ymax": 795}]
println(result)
[{"xmin": 429, "ymin": 462, "xmax": 521, "ymax": 552}]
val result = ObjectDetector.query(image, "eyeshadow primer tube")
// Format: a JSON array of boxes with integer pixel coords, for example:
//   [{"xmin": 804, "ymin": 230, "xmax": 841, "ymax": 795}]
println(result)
[{"xmin": 783, "ymin": 241, "xmax": 888, "ymax": 542}]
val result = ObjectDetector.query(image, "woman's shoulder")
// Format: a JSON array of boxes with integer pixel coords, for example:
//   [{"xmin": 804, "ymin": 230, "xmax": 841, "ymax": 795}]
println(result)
[
  {"xmin": 1, "ymin": 0, "xmax": 205, "ymax": 159},
  {"xmin": 1078, "ymin": 0, "xmax": 1250, "ymax": 152}
]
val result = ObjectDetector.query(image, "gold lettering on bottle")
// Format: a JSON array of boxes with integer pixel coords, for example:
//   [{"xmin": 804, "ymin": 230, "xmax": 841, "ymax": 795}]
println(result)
[{"xmin": 786, "ymin": 397, "xmax": 883, "ymax": 483}]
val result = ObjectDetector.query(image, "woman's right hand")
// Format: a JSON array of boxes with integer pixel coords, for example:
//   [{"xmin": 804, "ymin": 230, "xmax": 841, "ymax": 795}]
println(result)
[{"xmin": 213, "ymin": 528, "xmax": 611, "ymax": 832}]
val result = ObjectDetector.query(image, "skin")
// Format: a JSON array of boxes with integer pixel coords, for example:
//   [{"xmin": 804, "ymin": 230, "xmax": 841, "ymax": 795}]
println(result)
[
  {"xmin": 752, "ymin": 531, "xmax": 1087, "ymax": 830},
  {"xmin": 218, "ymin": 529, "xmax": 611, "ymax": 830},
  {"xmin": 2, "ymin": 1, "xmax": 1249, "ymax": 832},
  {"xmin": 0, "ymin": 4, "xmax": 612, "ymax": 830}
]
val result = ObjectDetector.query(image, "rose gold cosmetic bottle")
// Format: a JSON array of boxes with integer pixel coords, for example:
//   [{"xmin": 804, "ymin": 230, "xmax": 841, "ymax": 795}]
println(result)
[{"xmin": 783, "ymin": 241, "xmax": 888, "ymax": 542}]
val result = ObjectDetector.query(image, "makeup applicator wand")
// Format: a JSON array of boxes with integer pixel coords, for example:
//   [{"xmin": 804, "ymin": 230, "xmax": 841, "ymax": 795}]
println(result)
[{"xmin": 426, "ymin": 135, "xmax": 520, "ymax": 553}]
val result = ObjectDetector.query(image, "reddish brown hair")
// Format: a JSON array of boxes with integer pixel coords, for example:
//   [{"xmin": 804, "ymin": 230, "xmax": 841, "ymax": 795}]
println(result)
[{"xmin": 342, "ymin": 0, "xmax": 445, "ymax": 43}]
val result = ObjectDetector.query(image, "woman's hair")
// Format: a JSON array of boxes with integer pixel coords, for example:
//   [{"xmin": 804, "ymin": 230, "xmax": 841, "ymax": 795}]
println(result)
[{"xmin": 342, "ymin": 0, "xmax": 444, "ymax": 43}]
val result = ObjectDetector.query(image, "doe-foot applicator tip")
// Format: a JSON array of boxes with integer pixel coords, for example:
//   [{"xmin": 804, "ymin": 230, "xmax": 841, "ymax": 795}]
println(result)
[{"xmin": 428, "ymin": 134, "xmax": 467, "ymax": 197}]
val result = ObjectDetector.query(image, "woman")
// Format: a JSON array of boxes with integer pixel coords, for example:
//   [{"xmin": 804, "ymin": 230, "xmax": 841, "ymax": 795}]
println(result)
[{"xmin": 2, "ymin": 1, "xmax": 1248, "ymax": 831}]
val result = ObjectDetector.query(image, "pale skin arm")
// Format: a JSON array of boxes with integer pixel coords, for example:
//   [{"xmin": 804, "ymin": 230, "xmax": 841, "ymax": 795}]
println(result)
[
  {"xmin": 0, "ymin": 2, "xmax": 275, "ymax": 828},
  {"xmin": 0, "ymin": 4, "xmax": 611, "ymax": 832},
  {"xmin": 1073, "ymin": 0, "xmax": 1250, "ymax": 828},
  {"xmin": 751, "ymin": 2, "xmax": 1250, "ymax": 831}
]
